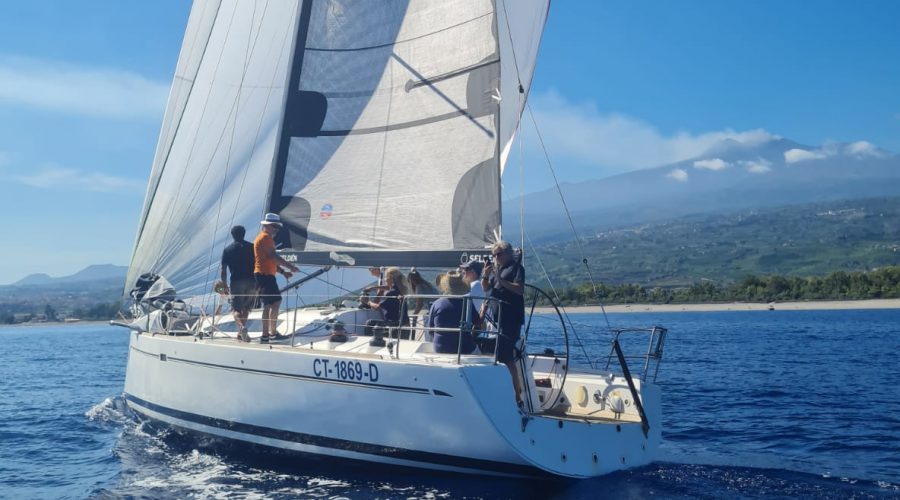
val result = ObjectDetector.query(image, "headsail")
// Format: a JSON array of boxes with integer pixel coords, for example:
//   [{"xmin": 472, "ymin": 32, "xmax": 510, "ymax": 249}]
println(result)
[
  {"xmin": 127, "ymin": 0, "xmax": 302, "ymax": 297},
  {"xmin": 126, "ymin": 0, "xmax": 549, "ymax": 298}
]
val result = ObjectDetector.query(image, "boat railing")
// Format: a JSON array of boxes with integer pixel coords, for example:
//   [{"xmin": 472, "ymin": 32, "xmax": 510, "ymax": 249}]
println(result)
[
  {"xmin": 603, "ymin": 326, "xmax": 668, "ymax": 383},
  {"xmin": 385, "ymin": 293, "xmax": 508, "ymax": 364}
]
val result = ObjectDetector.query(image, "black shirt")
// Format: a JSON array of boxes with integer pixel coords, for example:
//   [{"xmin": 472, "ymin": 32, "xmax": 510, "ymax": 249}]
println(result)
[
  {"xmin": 488, "ymin": 261, "xmax": 525, "ymax": 326},
  {"xmin": 221, "ymin": 240, "xmax": 255, "ymax": 282},
  {"xmin": 380, "ymin": 288, "xmax": 409, "ymax": 325}
]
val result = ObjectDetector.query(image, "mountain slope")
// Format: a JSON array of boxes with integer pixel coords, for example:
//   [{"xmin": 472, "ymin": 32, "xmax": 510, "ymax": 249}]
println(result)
[
  {"xmin": 528, "ymin": 197, "xmax": 900, "ymax": 288},
  {"xmin": 8, "ymin": 264, "xmax": 127, "ymax": 287},
  {"xmin": 508, "ymin": 137, "xmax": 900, "ymax": 241}
]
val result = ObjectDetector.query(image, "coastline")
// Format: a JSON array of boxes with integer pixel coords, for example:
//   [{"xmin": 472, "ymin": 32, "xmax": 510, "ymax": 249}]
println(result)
[
  {"xmin": 0, "ymin": 320, "xmax": 110, "ymax": 329},
  {"xmin": 537, "ymin": 298, "xmax": 900, "ymax": 314}
]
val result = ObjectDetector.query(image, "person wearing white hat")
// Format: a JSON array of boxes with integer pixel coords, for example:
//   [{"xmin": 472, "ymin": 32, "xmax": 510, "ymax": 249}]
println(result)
[{"xmin": 253, "ymin": 213, "xmax": 299, "ymax": 342}]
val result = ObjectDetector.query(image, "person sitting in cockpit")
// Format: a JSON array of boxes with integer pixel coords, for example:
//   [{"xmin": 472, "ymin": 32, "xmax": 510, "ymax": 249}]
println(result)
[{"xmin": 426, "ymin": 272, "xmax": 481, "ymax": 354}]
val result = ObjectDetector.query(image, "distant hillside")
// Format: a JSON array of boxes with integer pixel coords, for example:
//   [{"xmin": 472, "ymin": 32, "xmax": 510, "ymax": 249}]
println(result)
[
  {"xmin": 529, "ymin": 197, "xmax": 900, "ymax": 288},
  {"xmin": 508, "ymin": 137, "xmax": 900, "ymax": 241},
  {"xmin": 8, "ymin": 264, "xmax": 127, "ymax": 288},
  {"xmin": 0, "ymin": 264, "xmax": 127, "ymax": 322}
]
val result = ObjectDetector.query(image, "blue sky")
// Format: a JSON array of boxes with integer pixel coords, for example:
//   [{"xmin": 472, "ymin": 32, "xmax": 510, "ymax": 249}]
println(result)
[{"xmin": 1, "ymin": 1, "xmax": 898, "ymax": 284}]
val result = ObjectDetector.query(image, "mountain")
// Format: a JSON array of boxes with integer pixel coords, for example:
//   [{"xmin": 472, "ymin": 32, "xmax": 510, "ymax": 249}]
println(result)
[
  {"xmin": 507, "ymin": 137, "xmax": 900, "ymax": 241},
  {"xmin": 13, "ymin": 273, "xmax": 55, "ymax": 286},
  {"xmin": 527, "ymin": 196, "xmax": 900, "ymax": 288},
  {"xmin": 8, "ymin": 264, "xmax": 128, "ymax": 288}
]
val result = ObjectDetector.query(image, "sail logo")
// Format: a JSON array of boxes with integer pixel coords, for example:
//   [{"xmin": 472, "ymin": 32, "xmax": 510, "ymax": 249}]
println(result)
[
  {"xmin": 320, "ymin": 203, "xmax": 333, "ymax": 219},
  {"xmin": 460, "ymin": 252, "xmax": 491, "ymax": 265}
]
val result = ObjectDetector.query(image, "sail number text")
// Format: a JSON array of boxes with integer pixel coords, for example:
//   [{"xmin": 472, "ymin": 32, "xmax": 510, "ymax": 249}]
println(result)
[{"xmin": 313, "ymin": 358, "xmax": 379, "ymax": 382}]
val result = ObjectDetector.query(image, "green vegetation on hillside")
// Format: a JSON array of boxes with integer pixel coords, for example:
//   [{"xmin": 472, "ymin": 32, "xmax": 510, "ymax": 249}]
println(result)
[
  {"xmin": 546, "ymin": 266, "xmax": 900, "ymax": 306},
  {"xmin": 0, "ymin": 281, "xmax": 123, "ymax": 324},
  {"xmin": 532, "ymin": 197, "xmax": 900, "ymax": 288}
]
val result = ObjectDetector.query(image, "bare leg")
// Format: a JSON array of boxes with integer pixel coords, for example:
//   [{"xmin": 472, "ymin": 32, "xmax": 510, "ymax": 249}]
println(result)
[
  {"xmin": 235, "ymin": 311, "xmax": 249, "ymax": 341},
  {"xmin": 504, "ymin": 361, "xmax": 524, "ymax": 405},
  {"xmin": 264, "ymin": 300, "xmax": 281, "ymax": 337},
  {"xmin": 261, "ymin": 304, "xmax": 271, "ymax": 337}
]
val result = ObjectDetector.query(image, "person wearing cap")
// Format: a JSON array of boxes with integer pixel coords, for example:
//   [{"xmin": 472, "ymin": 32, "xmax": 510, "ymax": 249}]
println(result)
[
  {"xmin": 254, "ymin": 213, "xmax": 299, "ymax": 343},
  {"xmin": 481, "ymin": 240, "xmax": 526, "ymax": 407},
  {"xmin": 219, "ymin": 225, "xmax": 255, "ymax": 342},
  {"xmin": 459, "ymin": 260, "xmax": 486, "ymax": 314},
  {"xmin": 426, "ymin": 272, "xmax": 481, "ymax": 354}
]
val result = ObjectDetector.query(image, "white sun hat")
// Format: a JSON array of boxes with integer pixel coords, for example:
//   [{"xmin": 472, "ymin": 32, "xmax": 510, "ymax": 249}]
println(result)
[{"xmin": 261, "ymin": 212, "xmax": 283, "ymax": 226}]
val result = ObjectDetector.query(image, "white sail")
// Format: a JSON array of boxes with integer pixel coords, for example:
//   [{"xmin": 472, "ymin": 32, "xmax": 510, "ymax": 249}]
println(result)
[
  {"xmin": 126, "ymin": 0, "xmax": 549, "ymax": 297},
  {"xmin": 267, "ymin": 0, "xmax": 550, "ymax": 267},
  {"xmin": 128, "ymin": 0, "xmax": 299, "ymax": 297},
  {"xmin": 497, "ymin": 0, "xmax": 549, "ymax": 168}
]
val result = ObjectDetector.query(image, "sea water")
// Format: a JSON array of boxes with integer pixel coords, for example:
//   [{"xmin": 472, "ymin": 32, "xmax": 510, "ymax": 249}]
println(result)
[{"xmin": 0, "ymin": 310, "xmax": 898, "ymax": 499}]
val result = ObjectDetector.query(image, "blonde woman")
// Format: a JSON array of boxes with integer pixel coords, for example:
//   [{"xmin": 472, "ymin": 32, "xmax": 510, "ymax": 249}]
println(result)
[
  {"xmin": 361, "ymin": 267, "xmax": 409, "ymax": 335},
  {"xmin": 426, "ymin": 272, "xmax": 480, "ymax": 354}
]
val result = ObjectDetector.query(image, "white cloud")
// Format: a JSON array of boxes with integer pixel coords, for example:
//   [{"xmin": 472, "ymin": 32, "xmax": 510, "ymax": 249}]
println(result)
[
  {"xmin": 12, "ymin": 166, "xmax": 143, "ymax": 193},
  {"xmin": 0, "ymin": 55, "xmax": 168, "ymax": 119},
  {"xmin": 845, "ymin": 141, "xmax": 885, "ymax": 158},
  {"xmin": 740, "ymin": 158, "xmax": 772, "ymax": 174},
  {"xmin": 785, "ymin": 140, "xmax": 886, "ymax": 164},
  {"xmin": 784, "ymin": 148, "xmax": 829, "ymax": 164},
  {"xmin": 693, "ymin": 158, "xmax": 729, "ymax": 170},
  {"xmin": 666, "ymin": 168, "xmax": 688, "ymax": 182},
  {"xmin": 529, "ymin": 90, "xmax": 778, "ymax": 172},
  {"xmin": 0, "ymin": 151, "xmax": 9, "ymax": 167}
]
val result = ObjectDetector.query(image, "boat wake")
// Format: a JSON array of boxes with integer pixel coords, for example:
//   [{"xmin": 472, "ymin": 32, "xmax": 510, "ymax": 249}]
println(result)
[
  {"xmin": 83, "ymin": 394, "xmax": 898, "ymax": 498},
  {"xmin": 85, "ymin": 396, "xmax": 132, "ymax": 426}
]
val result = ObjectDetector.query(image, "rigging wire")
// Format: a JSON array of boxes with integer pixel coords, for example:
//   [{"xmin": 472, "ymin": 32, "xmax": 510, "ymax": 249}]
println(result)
[
  {"xmin": 525, "ymin": 103, "xmax": 612, "ymax": 331},
  {"xmin": 499, "ymin": 0, "xmax": 612, "ymax": 341},
  {"xmin": 229, "ymin": 0, "xmax": 281, "ymax": 226},
  {"xmin": 156, "ymin": 2, "xmax": 240, "ymax": 275},
  {"xmin": 525, "ymin": 232, "xmax": 595, "ymax": 368},
  {"xmin": 129, "ymin": 0, "xmax": 223, "ymax": 284},
  {"xmin": 202, "ymin": 0, "xmax": 262, "ymax": 310}
]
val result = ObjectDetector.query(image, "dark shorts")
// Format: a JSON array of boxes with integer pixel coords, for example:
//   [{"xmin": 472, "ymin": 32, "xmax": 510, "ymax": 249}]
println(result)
[
  {"xmin": 496, "ymin": 323, "xmax": 523, "ymax": 363},
  {"xmin": 255, "ymin": 273, "xmax": 281, "ymax": 306},
  {"xmin": 229, "ymin": 278, "xmax": 257, "ymax": 313}
]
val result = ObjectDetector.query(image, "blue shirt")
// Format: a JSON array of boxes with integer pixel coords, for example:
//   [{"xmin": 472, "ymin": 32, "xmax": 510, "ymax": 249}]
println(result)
[{"xmin": 426, "ymin": 298, "xmax": 477, "ymax": 354}]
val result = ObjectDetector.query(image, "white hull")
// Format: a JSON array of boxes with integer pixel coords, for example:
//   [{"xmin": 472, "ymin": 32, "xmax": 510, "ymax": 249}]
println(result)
[{"xmin": 123, "ymin": 317, "xmax": 661, "ymax": 478}]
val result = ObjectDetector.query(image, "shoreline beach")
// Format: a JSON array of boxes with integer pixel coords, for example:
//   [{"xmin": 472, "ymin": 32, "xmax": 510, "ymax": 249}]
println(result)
[{"xmin": 536, "ymin": 298, "xmax": 900, "ymax": 314}]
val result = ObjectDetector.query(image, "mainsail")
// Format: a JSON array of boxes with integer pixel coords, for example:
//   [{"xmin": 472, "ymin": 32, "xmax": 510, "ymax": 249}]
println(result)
[{"xmin": 127, "ymin": 0, "xmax": 548, "ymax": 298}]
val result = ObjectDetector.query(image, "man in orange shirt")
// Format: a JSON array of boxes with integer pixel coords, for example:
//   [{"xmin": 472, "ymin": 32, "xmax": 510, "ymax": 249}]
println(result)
[{"xmin": 254, "ymin": 213, "xmax": 299, "ymax": 342}]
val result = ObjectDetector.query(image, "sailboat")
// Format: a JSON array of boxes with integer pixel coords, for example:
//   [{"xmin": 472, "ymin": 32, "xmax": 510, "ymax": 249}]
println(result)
[{"xmin": 115, "ymin": 0, "xmax": 667, "ymax": 478}]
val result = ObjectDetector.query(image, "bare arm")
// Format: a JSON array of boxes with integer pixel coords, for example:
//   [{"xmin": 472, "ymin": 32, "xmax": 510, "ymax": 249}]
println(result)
[{"xmin": 262, "ymin": 244, "xmax": 299, "ymax": 274}]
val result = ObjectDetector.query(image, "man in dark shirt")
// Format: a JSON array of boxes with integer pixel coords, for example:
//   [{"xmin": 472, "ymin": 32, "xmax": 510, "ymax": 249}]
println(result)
[
  {"xmin": 481, "ymin": 240, "xmax": 526, "ymax": 407},
  {"xmin": 220, "ymin": 225, "xmax": 255, "ymax": 342}
]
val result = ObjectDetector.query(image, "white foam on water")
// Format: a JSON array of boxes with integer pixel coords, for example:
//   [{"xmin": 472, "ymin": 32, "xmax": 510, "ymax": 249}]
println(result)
[
  {"xmin": 121, "ymin": 448, "xmax": 359, "ymax": 499},
  {"xmin": 85, "ymin": 396, "xmax": 130, "ymax": 425}
]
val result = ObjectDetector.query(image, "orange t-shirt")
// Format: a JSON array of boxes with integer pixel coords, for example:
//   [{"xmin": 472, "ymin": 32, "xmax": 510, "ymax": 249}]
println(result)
[{"xmin": 253, "ymin": 231, "xmax": 277, "ymax": 276}]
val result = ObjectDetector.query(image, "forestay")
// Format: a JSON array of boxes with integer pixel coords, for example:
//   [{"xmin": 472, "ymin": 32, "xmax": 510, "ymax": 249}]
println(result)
[{"xmin": 126, "ymin": 0, "xmax": 548, "ymax": 298}]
